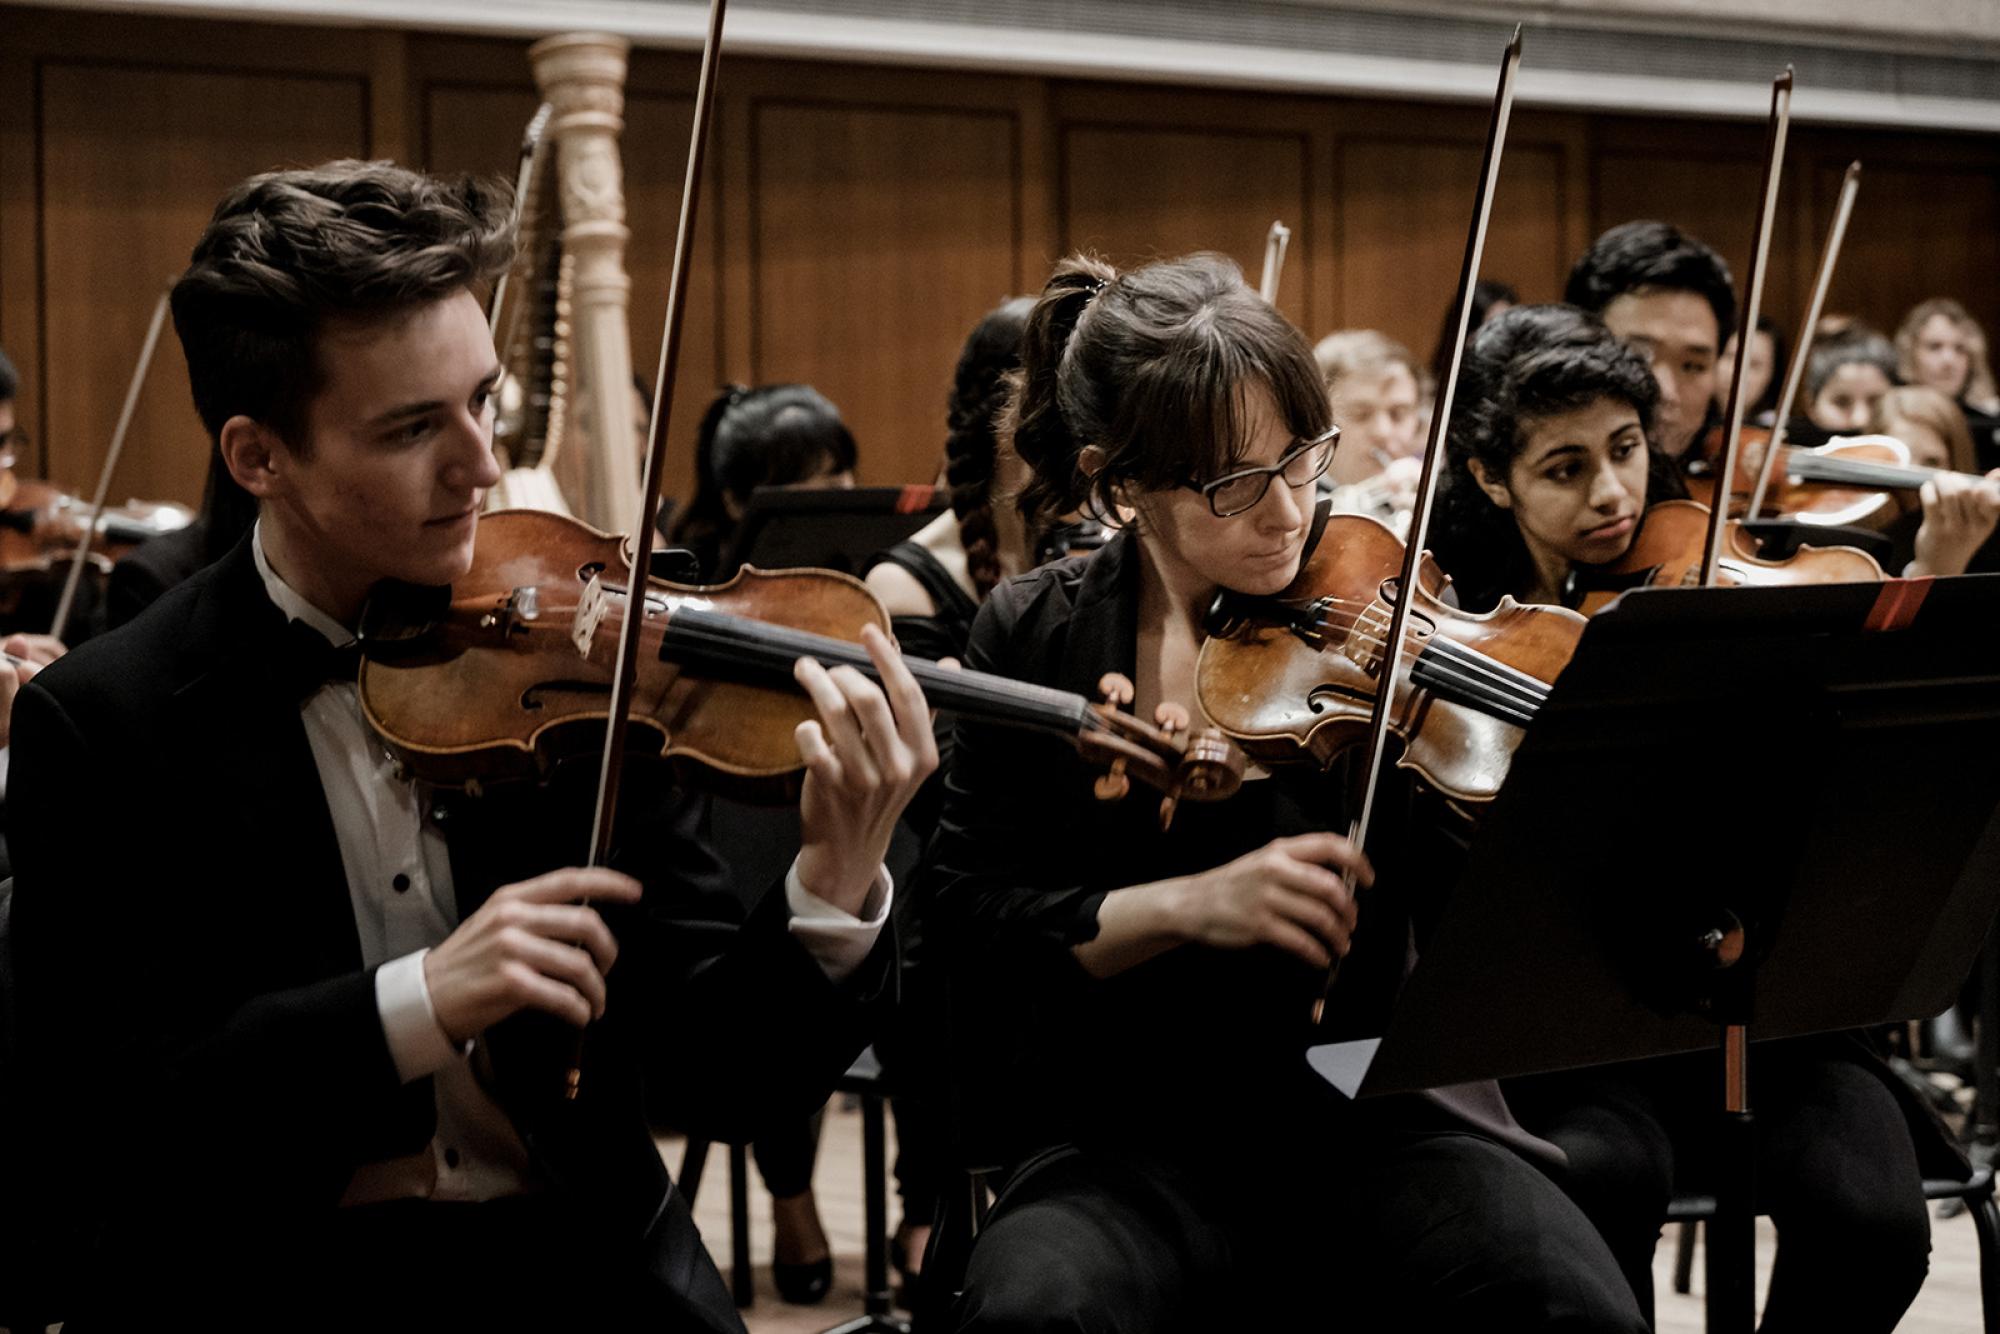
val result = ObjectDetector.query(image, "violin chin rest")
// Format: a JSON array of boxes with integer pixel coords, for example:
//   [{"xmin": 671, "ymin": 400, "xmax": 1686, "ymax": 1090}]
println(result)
[{"xmin": 357, "ymin": 579, "xmax": 453, "ymax": 651}]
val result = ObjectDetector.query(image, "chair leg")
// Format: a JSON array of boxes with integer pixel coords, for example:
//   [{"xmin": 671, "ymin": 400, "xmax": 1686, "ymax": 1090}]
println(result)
[
  {"xmin": 1673, "ymin": 1218, "xmax": 1698, "ymax": 1296},
  {"xmin": 821, "ymin": 1090, "xmax": 912, "ymax": 1334},
  {"xmin": 731, "ymin": 1141, "xmax": 754, "ymax": 1309},
  {"xmin": 1970, "ymin": 1189, "xmax": 2000, "ymax": 1334}
]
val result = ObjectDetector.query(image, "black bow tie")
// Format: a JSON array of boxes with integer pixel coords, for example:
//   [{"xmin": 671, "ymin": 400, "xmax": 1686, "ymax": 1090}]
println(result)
[{"xmin": 282, "ymin": 616, "xmax": 363, "ymax": 700}]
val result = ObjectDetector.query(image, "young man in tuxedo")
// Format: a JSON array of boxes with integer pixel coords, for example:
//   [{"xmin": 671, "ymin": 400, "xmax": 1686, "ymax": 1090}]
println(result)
[{"xmin": 6, "ymin": 161, "xmax": 934, "ymax": 1330}]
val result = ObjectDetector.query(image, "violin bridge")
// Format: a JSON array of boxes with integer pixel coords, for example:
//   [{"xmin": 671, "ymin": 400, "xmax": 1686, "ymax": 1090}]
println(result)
[{"xmin": 572, "ymin": 574, "xmax": 610, "ymax": 659}]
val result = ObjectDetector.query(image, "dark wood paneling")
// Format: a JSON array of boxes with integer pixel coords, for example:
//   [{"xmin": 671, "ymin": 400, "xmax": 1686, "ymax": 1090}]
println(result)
[
  {"xmin": 38, "ymin": 61, "xmax": 367, "ymax": 502},
  {"xmin": 751, "ymin": 100, "xmax": 1019, "ymax": 485},
  {"xmin": 5, "ymin": 3, "xmax": 1998, "ymax": 513},
  {"xmin": 1060, "ymin": 124, "xmax": 1311, "ymax": 332},
  {"xmin": 1336, "ymin": 138, "xmax": 1568, "ymax": 359},
  {"xmin": 1813, "ymin": 157, "xmax": 2000, "ymax": 342}
]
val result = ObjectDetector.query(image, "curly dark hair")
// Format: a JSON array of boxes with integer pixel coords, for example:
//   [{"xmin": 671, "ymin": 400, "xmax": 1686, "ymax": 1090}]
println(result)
[
  {"xmin": 170, "ymin": 159, "xmax": 515, "ymax": 455},
  {"xmin": 1565, "ymin": 221, "xmax": 1737, "ymax": 346},
  {"xmin": 1006, "ymin": 252, "xmax": 1329, "ymax": 530},
  {"xmin": 945, "ymin": 297, "xmax": 1033, "ymax": 600},
  {"xmin": 1432, "ymin": 304, "xmax": 1682, "ymax": 612}
]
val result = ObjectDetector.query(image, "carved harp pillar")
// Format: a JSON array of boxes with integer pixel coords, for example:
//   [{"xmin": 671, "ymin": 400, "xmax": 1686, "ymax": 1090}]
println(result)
[{"xmin": 528, "ymin": 33, "xmax": 642, "ymax": 535}]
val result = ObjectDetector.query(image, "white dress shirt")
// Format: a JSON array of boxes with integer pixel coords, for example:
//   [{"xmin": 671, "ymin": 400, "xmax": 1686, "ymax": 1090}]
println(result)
[{"xmin": 250, "ymin": 524, "xmax": 891, "ymax": 1204}]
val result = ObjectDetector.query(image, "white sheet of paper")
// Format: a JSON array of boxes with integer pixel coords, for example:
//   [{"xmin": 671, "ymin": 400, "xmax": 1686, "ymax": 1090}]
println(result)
[{"xmin": 1306, "ymin": 1038, "xmax": 1381, "ymax": 1099}]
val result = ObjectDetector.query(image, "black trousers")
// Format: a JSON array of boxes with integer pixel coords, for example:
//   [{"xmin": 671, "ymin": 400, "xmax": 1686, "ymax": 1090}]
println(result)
[
  {"xmin": 953, "ymin": 1117, "xmax": 1648, "ymax": 1333},
  {"xmin": 68, "ymin": 1196, "xmax": 673, "ymax": 1333},
  {"xmin": 1511, "ymin": 1037, "xmax": 1931, "ymax": 1333}
]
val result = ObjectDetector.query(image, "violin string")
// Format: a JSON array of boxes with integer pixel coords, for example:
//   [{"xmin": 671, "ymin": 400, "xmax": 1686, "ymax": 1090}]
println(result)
[
  {"xmin": 1287, "ymin": 615, "xmax": 1551, "ymax": 723},
  {"xmin": 1244, "ymin": 593, "xmax": 1559, "ymax": 703},
  {"xmin": 1293, "ymin": 610, "xmax": 1554, "ymax": 707}
]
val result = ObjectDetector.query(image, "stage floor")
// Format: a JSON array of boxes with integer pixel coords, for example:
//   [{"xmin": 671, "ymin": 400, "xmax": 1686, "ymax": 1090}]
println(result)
[{"xmin": 662, "ymin": 1101, "xmax": 1988, "ymax": 1333}]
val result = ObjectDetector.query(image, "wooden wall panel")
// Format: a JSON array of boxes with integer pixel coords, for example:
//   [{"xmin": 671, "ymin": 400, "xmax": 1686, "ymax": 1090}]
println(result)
[
  {"xmin": 1060, "ymin": 125, "xmax": 1311, "ymax": 331},
  {"xmin": 4, "ymin": 5, "xmax": 1998, "ymax": 518},
  {"xmin": 1335, "ymin": 138, "xmax": 1569, "ymax": 360},
  {"xmin": 750, "ymin": 100, "xmax": 1019, "ymax": 484},
  {"xmin": 37, "ymin": 61, "xmax": 367, "ymax": 502},
  {"xmin": 1589, "ymin": 149, "xmax": 1804, "ymax": 332},
  {"xmin": 1812, "ymin": 158, "xmax": 2000, "ymax": 342}
]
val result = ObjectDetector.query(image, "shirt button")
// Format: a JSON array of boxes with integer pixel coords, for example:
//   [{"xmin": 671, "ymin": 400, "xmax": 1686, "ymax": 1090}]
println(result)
[
  {"xmin": 444, "ymin": 1147, "xmax": 461, "ymax": 1169},
  {"xmin": 391, "ymin": 873, "xmax": 411, "ymax": 894}
]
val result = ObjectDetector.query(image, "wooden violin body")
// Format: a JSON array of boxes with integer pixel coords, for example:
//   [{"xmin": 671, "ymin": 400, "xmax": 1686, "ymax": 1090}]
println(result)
[
  {"xmin": 1690, "ymin": 430, "xmax": 1954, "ymax": 529},
  {"xmin": 362, "ymin": 509, "xmax": 1243, "ymax": 817},
  {"xmin": 0, "ymin": 463, "xmax": 193, "ymax": 620},
  {"xmin": 1572, "ymin": 498, "xmax": 1882, "ymax": 616},
  {"xmin": 1198, "ymin": 514, "xmax": 1583, "ymax": 804},
  {"xmin": 359, "ymin": 508, "xmax": 883, "ymax": 796}
]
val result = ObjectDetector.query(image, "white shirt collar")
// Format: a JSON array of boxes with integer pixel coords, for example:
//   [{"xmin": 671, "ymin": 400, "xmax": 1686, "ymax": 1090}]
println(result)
[{"xmin": 251, "ymin": 519, "xmax": 356, "ymax": 648}]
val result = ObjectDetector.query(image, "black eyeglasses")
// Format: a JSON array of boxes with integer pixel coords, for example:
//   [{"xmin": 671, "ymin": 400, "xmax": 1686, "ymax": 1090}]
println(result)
[{"xmin": 1186, "ymin": 425, "xmax": 1339, "ymax": 518}]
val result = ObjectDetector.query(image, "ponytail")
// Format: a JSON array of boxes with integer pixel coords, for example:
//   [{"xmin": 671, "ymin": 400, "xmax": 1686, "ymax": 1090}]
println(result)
[{"xmin": 1007, "ymin": 255, "xmax": 1118, "ymax": 530}]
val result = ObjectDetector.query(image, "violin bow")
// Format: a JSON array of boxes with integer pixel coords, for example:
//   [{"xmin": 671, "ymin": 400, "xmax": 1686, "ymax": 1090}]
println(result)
[
  {"xmin": 50, "ymin": 284, "xmax": 174, "ymax": 643},
  {"xmin": 1258, "ymin": 221, "xmax": 1293, "ymax": 305},
  {"xmin": 1745, "ymin": 160, "xmax": 1862, "ymax": 520},
  {"xmin": 1698, "ymin": 70, "xmax": 1793, "ymax": 587},
  {"xmin": 1312, "ymin": 27, "xmax": 1522, "ymax": 1025},
  {"xmin": 571, "ymin": 0, "xmax": 728, "ymax": 1099}
]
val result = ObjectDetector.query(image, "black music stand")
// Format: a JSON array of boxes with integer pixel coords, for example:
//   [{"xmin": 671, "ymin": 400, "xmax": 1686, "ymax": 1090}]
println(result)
[
  {"xmin": 719, "ymin": 484, "xmax": 946, "ymax": 578},
  {"xmin": 1310, "ymin": 575, "xmax": 2000, "ymax": 1334}
]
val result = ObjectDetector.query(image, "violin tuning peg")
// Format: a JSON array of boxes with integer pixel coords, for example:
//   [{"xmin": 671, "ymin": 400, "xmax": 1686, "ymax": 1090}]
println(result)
[
  {"xmin": 1158, "ymin": 791, "xmax": 1180, "ymax": 830},
  {"xmin": 1093, "ymin": 757, "xmax": 1131, "ymax": 801},
  {"xmin": 1098, "ymin": 672, "xmax": 1135, "ymax": 709},
  {"xmin": 1153, "ymin": 702, "xmax": 1190, "ymax": 735}
]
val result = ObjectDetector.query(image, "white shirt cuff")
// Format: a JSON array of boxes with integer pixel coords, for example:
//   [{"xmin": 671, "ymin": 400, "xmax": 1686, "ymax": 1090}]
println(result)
[
  {"xmin": 785, "ymin": 860, "xmax": 893, "ymax": 985},
  {"xmin": 375, "ymin": 948, "xmax": 467, "ymax": 1083}
]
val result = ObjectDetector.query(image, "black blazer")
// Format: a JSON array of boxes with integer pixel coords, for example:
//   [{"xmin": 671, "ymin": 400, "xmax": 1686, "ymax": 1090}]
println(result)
[
  {"xmin": 921, "ymin": 530, "xmax": 1434, "ymax": 1164},
  {"xmin": 7, "ymin": 536, "xmax": 892, "ymax": 1330}
]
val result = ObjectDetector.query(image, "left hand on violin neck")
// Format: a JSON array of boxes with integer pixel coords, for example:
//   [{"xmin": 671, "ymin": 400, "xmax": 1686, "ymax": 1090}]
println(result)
[{"xmin": 790, "ymin": 621, "xmax": 939, "ymax": 917}]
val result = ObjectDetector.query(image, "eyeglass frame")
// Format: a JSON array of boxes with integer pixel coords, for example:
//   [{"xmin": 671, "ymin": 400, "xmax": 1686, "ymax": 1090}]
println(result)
[{"xmin": 1183, "ymin": 423, "xmax": 1341, "ymax": 518}]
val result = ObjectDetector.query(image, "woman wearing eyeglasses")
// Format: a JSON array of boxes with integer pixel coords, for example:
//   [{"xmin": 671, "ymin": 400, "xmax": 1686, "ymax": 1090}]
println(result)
[{"xmin": 923, "ymin": 253, "xmax": 1643, "ymax": 1333}]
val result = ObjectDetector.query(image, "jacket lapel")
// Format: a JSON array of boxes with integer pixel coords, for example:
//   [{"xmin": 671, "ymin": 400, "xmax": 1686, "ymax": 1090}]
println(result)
[
  {"xmin": 165, "ymin": 538, "xmax": 365, "ymax": 979},
  {"xmin": 1056, "ymin": 529, "xmax": 1143, "ymax": 702}
]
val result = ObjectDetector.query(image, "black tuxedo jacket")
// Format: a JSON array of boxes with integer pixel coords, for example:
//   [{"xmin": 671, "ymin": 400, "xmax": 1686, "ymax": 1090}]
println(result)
[{"xmin": 7, "ymin": 537, "xmax": 891, "ymax": 1330}]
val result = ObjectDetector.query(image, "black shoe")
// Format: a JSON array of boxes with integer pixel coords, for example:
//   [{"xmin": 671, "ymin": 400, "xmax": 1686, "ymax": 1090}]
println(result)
[{"xmin": 774, "ymin": 1256, "xmax": 833, "ymax": 1305}]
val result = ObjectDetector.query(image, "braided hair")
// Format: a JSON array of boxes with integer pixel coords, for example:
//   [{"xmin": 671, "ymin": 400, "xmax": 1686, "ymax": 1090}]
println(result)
[{"xmin": 944, "ymin": 297, "xmax": 1034, "ymax": 599}]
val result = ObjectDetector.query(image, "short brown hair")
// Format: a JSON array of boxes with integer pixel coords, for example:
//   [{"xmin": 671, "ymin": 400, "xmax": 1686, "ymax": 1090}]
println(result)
[
  {"xmin": 1007, "ymin": 252, "xmax": 1329, "ymax": 527},
  {"xmin": 1313, "ymin": 329, "xmax": 1419, "ymax": 394},
  {"xmin": 170, "ymin": 160, "xmax": 515, "ymax": 454}
]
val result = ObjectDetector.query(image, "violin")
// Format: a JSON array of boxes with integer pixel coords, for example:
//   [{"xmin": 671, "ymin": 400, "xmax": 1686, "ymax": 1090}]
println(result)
[
  {"xmin": 358, "ymin": 509, "xmax": 1243, "ymax": 826},
  {"xmin": 0, "ymin": 448, "xmax": 192, "ymax": 618},
  {"xmin": 1198, "ymin": 511, "xmax": 1582, "ymax": 805},
  {"xmin": 1689, "ymin": 428, "xmax": 1970, "ymax": 528},
  {"xmin": 1569, "ymin": 498, "xmax": 1882, "ymax": 616}
]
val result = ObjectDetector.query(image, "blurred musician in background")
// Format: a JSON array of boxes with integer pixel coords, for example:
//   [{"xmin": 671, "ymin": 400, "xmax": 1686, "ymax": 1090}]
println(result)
[
  {"xmin": 1312, "ymin": 329, "xmax": 1424, "ymax": 530},
  {"xmin": 1897, "ymin": 298, "xmax": 2000, "ymax": 468},
  {"xmin": 1714, "ymin": 313, "xmax": 1787, "ymax": 429},
  {"xmin": 1799, "ymin": 325, "xmax": 1899, "ymax": 442},
  {"xmin": 665, "ymin": 382, "xmax": 858, "ymax": 582},
  {"xmin": 1565, "ymin": 221, "xmax": 1733, "ymax": 470}
]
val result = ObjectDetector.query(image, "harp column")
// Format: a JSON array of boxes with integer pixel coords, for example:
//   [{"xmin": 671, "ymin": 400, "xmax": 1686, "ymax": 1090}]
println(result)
[{"xmin": 529, "ymin": 32, "xmax": 642, "ymax": 535}]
